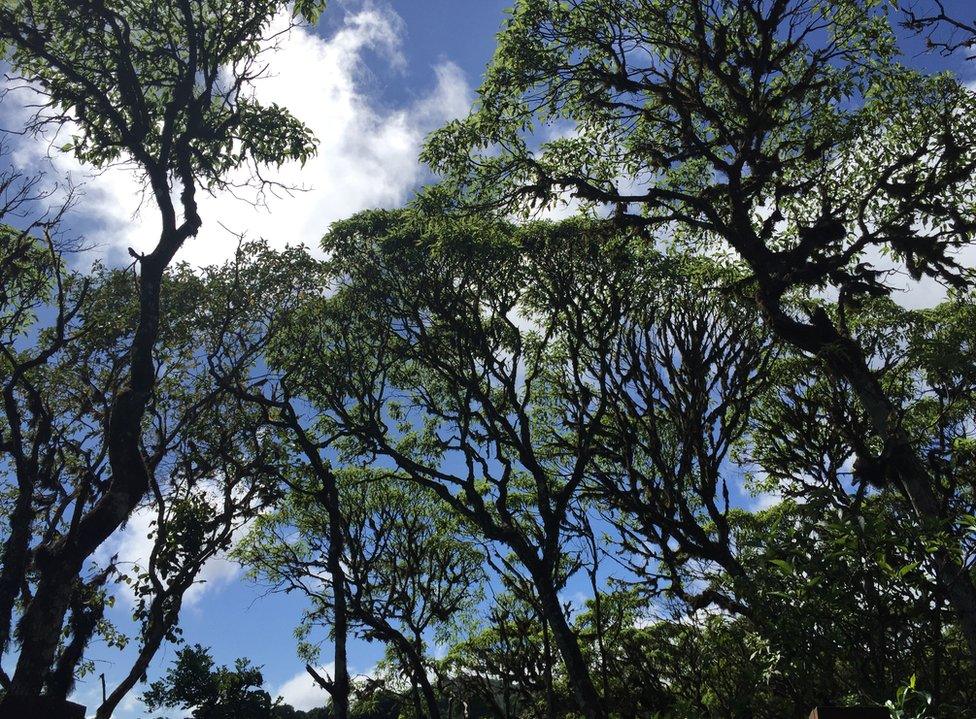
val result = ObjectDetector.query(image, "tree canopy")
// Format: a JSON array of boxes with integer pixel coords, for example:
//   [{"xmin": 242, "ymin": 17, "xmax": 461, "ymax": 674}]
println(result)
[{"xmin": 3, "ymin": 1, "xmax": 976, "ymax": 718}]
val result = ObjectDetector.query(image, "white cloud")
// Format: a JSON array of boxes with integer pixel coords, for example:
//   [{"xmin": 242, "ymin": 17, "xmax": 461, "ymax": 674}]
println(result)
[
  {"xmin": 852, "ymin": 243, "xmax": 976, "ymax": 310},
  {"xmin": 276, "ymin": 662, "xmax": 335, "ymax": 711},
  {"xmin": 1, "ymin": 4, "xmax": 471, "ymax": 268},
  {"xmin": 96, "ymin": 504, "xmax": 241, "ymax": 608},
  {"xmin": 749, "ymin": 491, "xmax": 783, "ymax": 512},
  {"xmin": 274, "ymin": 660, "xmax": 383, "ymax": 711}
]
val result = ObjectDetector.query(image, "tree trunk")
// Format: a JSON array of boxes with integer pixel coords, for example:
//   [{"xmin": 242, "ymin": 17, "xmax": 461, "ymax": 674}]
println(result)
[
  {"xmin": 0, "ymin": 458, "xmax": 36, "ymax": 657},
  {"xmin": 328, "ymin": 532, "xmax": 351, "ymax": 719},
  {"xmin": 7, "ymin": 557, "xmax": 81, "ymax": 694},
  {"xmin": 0, "ymin": 216, "xmax": 201, "ymax": 705},
  {"xmin": 95, "ymin": 599, "xmax": 180, "ymax": 719},
  {"xmin": 540, "ymin": 604, "xmax": 555, "ymax": 719},
  {"xmin": 310, "ymin": 468, "xmax": 350, "ymax": 718},
  {"xmin": 320, "ymin": 479, "xmax": 350, "ymax": 719},
  {"xmin": 529, "ymin": 565, "xmax": 604, "ymax": 719},
  {"xmin": 405, "ymin": 639, "xmax": 441, "ymax": 719},
  {"xmin": 366, "ymin": 621, "xmax": 441, "ymax": 719},
  {"xmin": 761, "ymin": 299, "xmax": 976, "ymax": 659},
  {"xmin": 409, "ymin": 676, "xmax": 425, "ymax": 719},
  {"xmin": 588, "ymin": 567, "xmax": 610, "ymax": 704},
  {"xmin": 411, "ymin": 663, "xmax": 441, "ymax": 719},
  {"xmin": 46, "ymin": 567, "xmax": 112, "ymax": 701}
]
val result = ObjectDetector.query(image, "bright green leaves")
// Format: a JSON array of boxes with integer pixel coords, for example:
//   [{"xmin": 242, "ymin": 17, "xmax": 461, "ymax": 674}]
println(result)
[
  {"xmin": 143, "ymin": 644, "xmax": 278, "ymax": 719},
  {"xmin": 424, "ymin": 0, "xmax": 898, "ymax": 220},
  {"xmin": 294, "ymin": 0, "xmax": 327, "ymax": 25},
  {"xmin": 0, "ymin": 228, "xmax": 58, "ymax": 342},
  {"xmin": 885, "ymin": 674, "xmax": 934, "ymax": 719},
  {"xmin": 0, "ymin": 0, "xmax": 322, "ymax": 190},
  {"xmin": 422, "ymin": 0, "xmax": 976, "ymax": 308},
  {"xmin": 232, "ymin": 99, "xmax": 318, "ymax": 170}
]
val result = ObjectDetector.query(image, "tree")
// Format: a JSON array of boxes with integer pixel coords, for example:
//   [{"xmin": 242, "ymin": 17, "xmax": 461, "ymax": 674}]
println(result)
[
  {"xmin": 424, "ymin": 0, "xmax": 976, "ymax": 656},
  {"xmin": 439, "ymin": 591, "xmax": 574, "ymax": 719},
  {"xmin": 143, "ymin": 644, "xmax": 279, "ymax": 719},
  {"xmin": 570, "ymin": 259, "xmax": 774, "ymax": 615},
  {"xmin": 204, "ymin": 244, "xmax": 354, "ymax": 719},
  {"xmin": 0, "ymin": 138, "xmax": 83, "ymax": 685},
  {"xmin": 273, "ymin": 211, "xmax": 667, "ymax": 718},
  {"xmin": 743, "ymin": 293, "xmax": 976, "ymax": 712},
  {"xmin": 570, "ymin": 589, "xmax": 675, "ymax": 718},
  {"xmin": 277, "ymin": 208, "xmax": 822, "ymax": 718},
  {"xmin": 2, "ymin": 234, "xmax": 299, "ymax": 714},
  {"xmin": 94, "ymin": 244, "xmax": 314, "ymax": 718},
  {"xmin": 0, "ymin": 0, "xmax": 321, "ymax": 706},
  {"xmin": 725, "ymin": 496, "xmax": 975, "ymax": 714},
  {"xmin": 239, "ymin": 472, "xmax": 484, "ymax": 719},
  {"xmin": 902, "ymin": 0, "xmax": 976, "ymax": 59}
]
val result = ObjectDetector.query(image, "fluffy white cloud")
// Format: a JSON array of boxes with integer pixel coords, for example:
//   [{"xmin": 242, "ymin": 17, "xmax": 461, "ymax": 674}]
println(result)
[
  {"xmin": 274, "ymin": 660, "xmax": 382, "ymax": 711},
  {"xmin": 95, "ymin": 505, "xmax": 241, "ymax": 608},
  {"xmin": 276, "ymin": 663, "xmax": 335, "ymax": 711},
  {"xmin": 2, "ymin": 3, "xmax": 471, "ymax": 268}
]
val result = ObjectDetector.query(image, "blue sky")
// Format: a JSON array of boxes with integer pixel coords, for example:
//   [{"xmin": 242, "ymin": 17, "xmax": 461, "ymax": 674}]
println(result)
[
  {"xmin": 1, "ymin": 0, "xmax": 975, "ymax": 715},
  {"xmin": 1, "ymin": 2, "xmax": 514, "ymax": 715}
]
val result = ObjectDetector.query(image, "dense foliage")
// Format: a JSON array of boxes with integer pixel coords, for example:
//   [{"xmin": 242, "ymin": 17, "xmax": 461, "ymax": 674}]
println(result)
[{"xmin": 2, "ymin": 1, "xmax": 976, "ymax": 718}]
